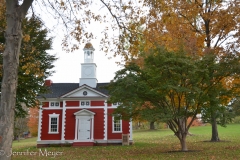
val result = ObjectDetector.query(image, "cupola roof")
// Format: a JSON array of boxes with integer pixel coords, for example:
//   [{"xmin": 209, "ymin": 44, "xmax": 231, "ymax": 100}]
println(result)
[{"xmin": 83, "ymin": 42, "xmax": 95, "ymax": 50}]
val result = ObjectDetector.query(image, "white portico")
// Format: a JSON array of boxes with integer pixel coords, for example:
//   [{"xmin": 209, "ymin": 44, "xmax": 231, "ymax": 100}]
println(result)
[{"xmin": 74, "ymin": 109, "xmax": 95, "ymax": 142}]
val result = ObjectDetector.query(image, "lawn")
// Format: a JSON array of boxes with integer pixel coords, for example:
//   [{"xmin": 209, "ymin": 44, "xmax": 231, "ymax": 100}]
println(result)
[{"xmin": 10, "ymin": 124, "xmax": 240, "ymax": 160}]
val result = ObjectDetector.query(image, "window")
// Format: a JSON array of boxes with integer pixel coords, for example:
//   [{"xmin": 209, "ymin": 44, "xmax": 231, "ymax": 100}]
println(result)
[
  {"xmin": 50, "ymin": 101, "xmax": 60, "ymax": 107},
  {"xmin": 81, "ymin": 101, "xmax": 90, "ymax": 107},
  {"xmin": 48, "ymin": 113, "xmax": 59, "ymax": 134},
  {"xmin": 112, "ymin": 117, "xmax": 122, "ymax": 133},
  {"xmin": 112, "ymin": 102, "xmax": 122, "ymax": 106}
]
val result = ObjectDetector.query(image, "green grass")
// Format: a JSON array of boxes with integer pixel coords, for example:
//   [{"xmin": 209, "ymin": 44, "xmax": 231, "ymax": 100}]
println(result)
[
  {"xmin": 12, "ymin": 137, "xmax": 38, "ymax": 149},
  {"xmin": 9, "ymin": 124, "xmax": 240, "ymax": 160}
]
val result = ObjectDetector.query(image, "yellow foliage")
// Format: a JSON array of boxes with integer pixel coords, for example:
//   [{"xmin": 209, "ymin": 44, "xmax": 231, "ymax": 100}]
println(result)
[{"xmin": 23, "ymin": 34, "xmax": 30, "ymax": 42}]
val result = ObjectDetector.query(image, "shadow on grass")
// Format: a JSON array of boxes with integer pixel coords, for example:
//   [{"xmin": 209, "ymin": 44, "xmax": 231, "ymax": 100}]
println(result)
[
  {"xmin": 165, "ymin": 150, "xmax": 202, "ymax": 153},
  {"xmin": 202, "ymin": 140, "xmax": 231, "ymax": 142}
]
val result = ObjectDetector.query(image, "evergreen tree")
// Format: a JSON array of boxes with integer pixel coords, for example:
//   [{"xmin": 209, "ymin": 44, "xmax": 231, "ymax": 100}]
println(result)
[{"xmin": 0, "ymin": 16, "xmax": 57, "ymax": 117}]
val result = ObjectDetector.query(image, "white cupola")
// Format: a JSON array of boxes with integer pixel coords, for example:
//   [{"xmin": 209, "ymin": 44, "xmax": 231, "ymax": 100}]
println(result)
[
  {"xmin": 79, "ymin": 43, "xmax": 98, "ymax": 88},
  {"xmin": 83, "ymin": 43, "xmax": 95, "ymax": 63}
]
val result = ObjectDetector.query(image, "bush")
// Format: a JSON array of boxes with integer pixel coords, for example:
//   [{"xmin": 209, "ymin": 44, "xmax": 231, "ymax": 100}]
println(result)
[
  {"xmin": 233, "ymin": 116, "xmax": 240, "ymax": 124},
  {"xmin": 132, "ymin": 121, "xmax": 168, "ymax": 130}
]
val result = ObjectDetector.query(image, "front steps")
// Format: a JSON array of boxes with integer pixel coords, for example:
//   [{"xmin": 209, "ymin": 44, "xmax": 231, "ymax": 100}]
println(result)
[{"xmin": 72, "ymin": 142, "xmax": 94, "ymax": 147}]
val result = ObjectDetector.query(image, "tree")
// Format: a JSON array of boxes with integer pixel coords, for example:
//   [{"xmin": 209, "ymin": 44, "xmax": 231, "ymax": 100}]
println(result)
[
  {"xmin": 0, "ymin": 1, "xmax": 59, "ymax": 157},
  {"xmin": 0, "ymin": 1, "xmax": 33, "ymax": 157},
  {"xmin": 230, "ymin": 97, "xmax": 240, "ymax": 116},
  {"xmin": 107, "ymin": 47, "xmax": 240, "ymax": 151},
  {"xmin": 120, "ymin": 0, "xmax": 240, "ymax": 142},
  {"xmin": 136, "ymin": 102, "xmax": 160, "ymax": 130},
  {"xmin": 27, "ymin": 107, "xmax": 38, "ymax": 137},
  {"xmin": 0, "ymin": 16, "xmax": 57, "ymax": 117}
]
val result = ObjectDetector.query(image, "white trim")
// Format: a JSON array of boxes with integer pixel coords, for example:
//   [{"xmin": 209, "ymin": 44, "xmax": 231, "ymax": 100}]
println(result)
[
  {"xmin": 61, "ymin": 105, "xmax": 66, "ymax": 140},
  {"xmin": 61, "ymin": 85, "xmax": 108, "ymax": 98},
  {"xmin": 74, "ymin": 118, "xmax": 78, "ymax": 140},
  {"xmin": 37, "ymin": 105, "xmax": 43, "ymax": 141},
  {"xmin": 80, "ymin": 100, "xmax": 90, "ymax": 107},
  {"xmin": 73, "ymin": 140, "xmax": 95, "ymax": 142},
  {"xmin": 74, "ymin": 109, "xmax": 95, "ymax": 116},
  {"xmin": 37, "ymin": 140, "xmax": 74, "ymax": 144},
  {"xmin": 48, "ymin": 113, "xmax": 60, "ymax": 134},
  {"xmin": 91, "ymin": 118, "xmax": 94, "ymax": 140},
  {"xmin": 74, "ymin": 109, "xmax": 95, "ymax": 142},
  {"xmin": 37, "ymin": 139, "xmax": 133, "ymax": 145},
  {"xmin": 65, "ymin": 107, "xmax": 104, "ymax": 109},
  {"xmin": 129, "ymin": 119, "xmax": 133, "ymax": 140},
  {"xmin": 112, "ymin": 116, "xmax": 122, "ymax": 133},
  {"xmin": 112, "ymin": 102, "xmax": 122, "ymax": 107},
  {"xmin": 41, "ymin": 108, "xmax": 63, "ymax": 110},
  {"xmin": 104, "ymin": 102, "xmax": 107, "ymax": 140},
  {"xmin": 49, "ymin": 101, "xmax": 61, "ymax": 108},
  {"xmin": 110, "ymin": 105, "xmax": 118, "ymax": 109}
]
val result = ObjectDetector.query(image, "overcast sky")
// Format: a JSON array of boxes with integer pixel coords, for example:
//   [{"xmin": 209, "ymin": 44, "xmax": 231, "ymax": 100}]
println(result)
[
  {"xmin": 48, "ymin": 39, "xmax": 122, "ymax": 83},
  {"xmin": 35, "ymin": 2, "xmax": 123, "ymax": 84}
]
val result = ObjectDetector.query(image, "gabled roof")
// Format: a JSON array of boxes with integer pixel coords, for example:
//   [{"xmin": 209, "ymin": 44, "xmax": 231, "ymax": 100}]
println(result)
[
  {"xmin": 38, "ymin": 83, "xmax": 109, "ymax": 99},
  {"xmin": 61, "ymin": 84, "xmax": 108, "ymax": 98}
]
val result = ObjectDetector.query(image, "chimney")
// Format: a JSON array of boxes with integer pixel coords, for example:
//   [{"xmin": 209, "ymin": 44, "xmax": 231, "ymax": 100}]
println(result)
[{"xmin": 44, "ymin": 80, "xmax": 53, "ymax": 86}]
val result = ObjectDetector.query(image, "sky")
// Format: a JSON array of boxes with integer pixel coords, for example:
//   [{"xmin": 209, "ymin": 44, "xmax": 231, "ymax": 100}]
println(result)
[
  {"xmin": 34, "ymin": 2, "xmax": 123, "ymax": 84},
  {"xmin": 48, "ymin": 39, "xmax": 122, "ymax": 83}
]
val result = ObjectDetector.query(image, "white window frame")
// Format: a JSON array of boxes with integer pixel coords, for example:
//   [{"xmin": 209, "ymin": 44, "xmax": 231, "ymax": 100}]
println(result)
[
  {"xmin": 112, "ymin": 116, "xmax": 122, "ymax": 133},
  {"xmin": 49, "ymin": 101, "xmax": 60, "ymax": 107},
  {"xmin": 48, "ymin": 113, "xmax": 60, "ymax": 134},
  {"xmin": 80, "ymin": 100, "xmax": 90, "ymax": 107},
  {"xmin": 112, "ymin": 102, "xmax": 122, "ymax": 107}
]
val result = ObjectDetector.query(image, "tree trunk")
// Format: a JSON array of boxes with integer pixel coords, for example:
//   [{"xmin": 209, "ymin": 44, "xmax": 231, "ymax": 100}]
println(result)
[
  {"xmin": 177, "ymin": 118, "xmax": 188, "ymax": 151},
  {"xmin": 170, "ymin": 118, "xmax": 188, "ymax": 151},
  {"xmin": 0, "ymin": 1, "xmax": 32, "ymax": 159},
  {"xmin": 211, "ymin": 115, "xmax": 220, "ymax": 141},
  {"xmin": 149, "ymin": 121, "xmax": 155, "ymax": 130},
  {"xmin": 179, "ymin": 135, "xmax": 188, "ymax": 151}
]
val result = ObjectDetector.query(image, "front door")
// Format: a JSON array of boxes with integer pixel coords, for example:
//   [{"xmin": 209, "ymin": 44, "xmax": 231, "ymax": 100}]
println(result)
[{"xmin": 78, "ymin": 116, "xmax": 91, "ymax": 140}]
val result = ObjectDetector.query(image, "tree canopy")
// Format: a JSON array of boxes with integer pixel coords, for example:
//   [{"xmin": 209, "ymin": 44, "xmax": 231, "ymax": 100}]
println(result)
[
  {"xmin": 107, "ymin": 46, "xmax": 240, "ymax": 151},
  {"xmin": 0, "ymin": 16, "xmax": 57, "ymax": 117}
]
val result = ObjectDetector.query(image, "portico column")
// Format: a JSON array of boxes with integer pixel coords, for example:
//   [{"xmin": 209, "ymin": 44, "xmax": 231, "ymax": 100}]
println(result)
[
  {"xmin": 91, "ymin": 117, "xmax": 94, "ymax": 140},
  {"xmin": 74, "ymin": 118, "xmax": 78, "ymax": 140}
]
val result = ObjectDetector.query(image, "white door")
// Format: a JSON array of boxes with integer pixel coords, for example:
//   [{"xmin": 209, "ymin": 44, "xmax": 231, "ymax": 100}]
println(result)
[{"xmin": 78, "ymin": 117, "xmax": 91, "ymax": 140}]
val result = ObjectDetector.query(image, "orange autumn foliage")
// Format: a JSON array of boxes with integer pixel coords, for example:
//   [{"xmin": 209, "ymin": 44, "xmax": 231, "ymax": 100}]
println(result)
[
  {"xmin": 27, "ymin": 107, "xmax": 39, "ymax": 137},
  {"xmin": 187, "ymin": 117, "xmax": 202, "ymax": 127}
]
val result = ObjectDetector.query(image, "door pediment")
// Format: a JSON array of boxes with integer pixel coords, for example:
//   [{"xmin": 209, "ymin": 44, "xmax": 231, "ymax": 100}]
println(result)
[{"xmin": 74, "ymin": 109, "xmax": 95, "ymax": 116}]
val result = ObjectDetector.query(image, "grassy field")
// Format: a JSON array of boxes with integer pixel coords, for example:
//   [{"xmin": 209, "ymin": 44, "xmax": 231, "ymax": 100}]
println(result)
[{"xmin": 9, "ymin": 124, "xmax": 240, "ymax": 160}]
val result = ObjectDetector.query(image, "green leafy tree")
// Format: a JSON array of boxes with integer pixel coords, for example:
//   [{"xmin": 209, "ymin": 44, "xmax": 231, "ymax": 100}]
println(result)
[
  {"xmin": 198, "ymin": 51, "xmax": 239, "ymax": 141},
  {"xmin": 0, "ymin": 16, "xmax": 57, "ymax": 117},
  {"xmin": 230, "ymin": 98, "xmax": 240, "ymax": 116},
  {"xmin": 107, "ymin": 47, "xmax": 240, "ymax": 151}
]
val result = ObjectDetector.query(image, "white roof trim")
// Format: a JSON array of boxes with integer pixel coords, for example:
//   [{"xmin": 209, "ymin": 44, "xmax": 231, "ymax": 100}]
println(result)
[
  {"xmin": 74, "ymin": 109, "xmax": 95, "ymax": 116},
  {"xmin": 60, "ymin": 84, "xmax": 108, "ymax": 98}
]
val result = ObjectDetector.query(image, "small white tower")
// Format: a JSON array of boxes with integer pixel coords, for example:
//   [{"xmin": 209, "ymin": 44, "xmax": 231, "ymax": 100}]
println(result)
[{"xmin": 79, "ymin": 43, "xmax": 98, "ymax": 87}]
